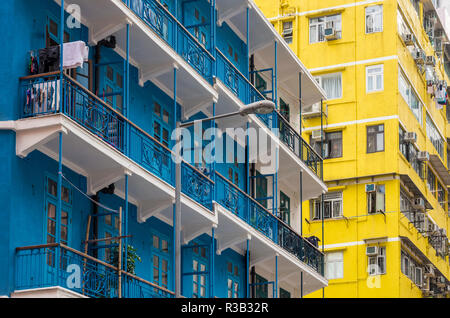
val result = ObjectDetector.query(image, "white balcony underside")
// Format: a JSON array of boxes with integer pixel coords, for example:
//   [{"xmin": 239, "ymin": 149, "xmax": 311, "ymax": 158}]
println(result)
[
  {"xmin": 11, "ymin": 286, "xmax": 87, "ymax": 298},
  {"xmin": 1, "ymin": 115, "xmax": 218, "ymax": 240},
  {"xmin": 215, "ymin": 204, "xmax": 327, "ymax": 296},
  {"xmin": 55, "ymin": 0, "xmax": 217, "ymax": 115},
  {"xmin": 212, "ymin": 80, "xmax": 327, "ymax": 201}
]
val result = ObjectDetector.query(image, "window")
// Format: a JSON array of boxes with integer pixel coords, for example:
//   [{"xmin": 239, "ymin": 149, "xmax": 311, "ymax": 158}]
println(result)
[
  {"xmin": 193, "ymin": 243, "xmax": 207, "ymax": 298},
  {"xmin": 366, "ymin": 65, "xmax": 384, "ymax": 92},
  {"xmin": 427, "ymin": 168, "xmax": 436, "ymax": 195},
  {"xmin": 282, "ymin": 21, "xmax": 293, "ymax": 44},
  {"xmin": 399, "ymin": 126, "xmax": 424, "ymax": 178},
  {"xmin": 152, "ymin": 234, "xmax": 170, "ymax": 289},
  {"xmin": 426, "ymin": 114, "xmax": 444, "ymax": 159},
  {"xmin": 437, "ymin": 181, "xmax": 445, "ymax": 209},
  {"xmin": 398, "ymin": 69, "xmax": 423, "ymax": 124},
  {"xmin": 280, "ymin": 191, "xmax": 291, "ymax": 225},
  {"xmin": 311, "ymin": 192, "xmax": 343, "ymax": 220},
  {"xmin": 45, "ymin": 176, "xmax": 71, "ymax": 267},
  {"xmin": 311, "ymin": 131, "xmax": 343, "ymax": 159},
  {"xmin": 279, "ymin": 98, "xmax": 290, "ymax": 122},
  {"xmin": 227, "ymin": 262, "xmax": 240, "ymax": 298},
  {"xmin": 367, "ymin": 124, "xmax": 384, "ymax": 153},
  {"xmin": 368, "ymin": 246, "xmax": 386, "ymax": 275},
  {"xmin": 254, "ymin": 274, "xmax": 268, "ymax": 298},
  {"xmin": 325, "ymin": 251, "xmax": 344, "ymax": 279},
  {"xmin": 367, "ymin": 185, "xmax": 385, "ymax": 214},
  {"xmin": 310, "ymin": 14, "xmax": 342, "ymax": 43},
  {"xmin": 365, "ymin": 5, "xmax": 383, "ymax": 33},
  {"xmin": 401, "ymin": 251, "xmax": 423, "ymax": 287},
  {"xmin": 315, "ymin": 73, "xmax": 342, "ymax": 100}
]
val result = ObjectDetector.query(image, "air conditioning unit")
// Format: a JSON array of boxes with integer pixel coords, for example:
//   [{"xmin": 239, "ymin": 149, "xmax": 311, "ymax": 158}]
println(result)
[
  {"xmin": 302, "ymin": 103, "xmax": 322, "ymax": 118},
  {"xmin": 366, "ymin": 246, "xmax": 378, "ymax": 256},
  {"xmin": 311, "ymin": 130, "xmax": 324, "ymax": 141},
  {"xmin": 404, "ymin": 132, "xmax": 417, "ymax": 143},
  {"xmin": 417, "ymin": 151, "xmax": 430, "ymax": 162},
  {"xmin": 413, "ymin": 197, "xmax": 425, "ymax": 211},
  {"xmin": 402, "ymin": 33, "xmax": 414, "ymax": 46},
  {"xmin": 425, "ymin": 56, "xmax": 436, "ymax": 67},
  {"xmin": 413, "ymin": 48, "xmax": 426, "ymax": 65},
  {"xmin": 324, "ymin": 21, "xmax": 338, "ymax": 41},
  {"xmin": 428, "ymin": 223, "xmax": 439, "ymax": 235},
  {"xmin": 365, "ymin": 183, "xmax": 376, "ymax": 193}
]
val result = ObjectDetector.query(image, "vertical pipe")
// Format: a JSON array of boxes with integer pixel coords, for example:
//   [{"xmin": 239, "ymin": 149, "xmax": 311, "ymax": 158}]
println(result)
[
  {"xmin": 300, "ymin": 170, "xmax": 303, "ymax": 236},
  {"xmin": 212, "ymin": 0, "xmax": 217, "ymax": 76},
  {"xmin": 246, "ymin": 6, "xmax": 250, "ymax": 79},
  {"xmin": 274, "ymin": 41, "xmax": 278, "ymax": 107},
  {"xmin": 56, "ymin": 132, "xmax": 63, "ymax": 272},
  {"xmin": 246, "ymin": 239, "xmax": 250, "ymax": 298},
  {"xmin": 300, "ymin": 272, "xmax": 303, "ymax": 298},
  {"xmin": 126, "ymin": 23, "xmax": 130, "ymax": 155},
  {"xmin": 118, "ymin": 206, "xmax": 123, "ymax": 298},
  {"xmin": 124, "ymin": 174, "xmax": 129, "ymax": 292},
  {"xmin": 320, "ymin": 98, "xmax": 325, "ymax": 298},
  {"xmin": 275, "ymin": 255, "xmax": 278, "ymax": 298},
  {"xmin": 299, "ymin": 72, "xmax": 302, "ymax": 135},
  {"xmin": 210, "ymin": 226, "xmax": 215, "ymax": 298},
  {"xmin": 59, "ymin": 0, "xmax": 64, "ymax": 114},
  {"xmin": 174, "ymin": 67, "xmax": 181, "ymax": 298}
]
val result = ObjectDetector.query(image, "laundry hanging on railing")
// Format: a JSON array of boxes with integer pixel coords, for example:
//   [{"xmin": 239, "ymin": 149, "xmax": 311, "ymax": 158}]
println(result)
[
  {"xmin": 38, "ymin": 46, "xmax": 60, "ymax": 74},
  {"xmin": 63, "ymin": 41, "xmax": 89, "ymax": 70},
  {"xmin": 25, "ymin": 80, "xmax": 60, "ymax": 115},
  {"xmin": 435, "ymin": 84, "xmax": 447, "ymax": 107}
]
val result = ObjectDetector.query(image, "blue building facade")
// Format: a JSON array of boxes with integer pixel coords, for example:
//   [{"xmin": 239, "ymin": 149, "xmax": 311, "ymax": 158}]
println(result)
[{"xmin": 0, "ymin": 0, "xmax": 327, "ymax": 298}]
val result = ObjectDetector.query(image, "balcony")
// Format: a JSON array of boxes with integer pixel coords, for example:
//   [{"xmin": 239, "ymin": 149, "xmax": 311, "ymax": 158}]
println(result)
[
  {"xmin": 215, "ymin": 49, "xmax": 323, "ymax": 181},
  {"xmin": 214, "ymin": 172, "xmax": 324, "ymax": 275},
  {"xmin": 124, "ymin": 0, "xmax": 214, "ymax": 83},
  {"xmin": 15, "ymin": 243, "xmax": 174, "ymax": 298},
  {"xmin": 20, "ymin": 72, "xmax": 214, "ymax": 211}
]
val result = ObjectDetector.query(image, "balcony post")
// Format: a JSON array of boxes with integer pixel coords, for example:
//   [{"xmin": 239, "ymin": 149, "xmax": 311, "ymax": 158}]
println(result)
[
  {"xmin": 210, "ymin": 225, "xmax": 216, "ymax": 297},
  {"xmin": 299, "ymin": 72, "xmax": 302, "ymax": 135},
  {"xmin": 246, "ymin": 6, "xmax": 250, "ymax": 79},
  {"xmin": 300, "ymin": 272, "xmax": 303, "ymax": 298},
  {"xmin": 124, "ymin": 174, "xmax": 129, "ymax": 296},
  {"xmin": 56, "ymin": 132, "xmax": 63, "ymax": 272},
  {"xmin": 59, "ymin": 0, "xmax": 64, "ymax": 114},
  {"xmin": 300, "ymin": 170, "xmax": 303, "ymax": 236},
  {"xmin": 173, "ymin": 66, "xmax": 182, "ymax": 298},
  {"xmin": 246, "ymin": 239, "xmax": 250, "ymax": 298},
  {"xmin": 125, "ymin": 23, "xmax": 131, "ymax": 156},
  {"xmin": 274, "ymin": 40, "xmax": 278, "ymax": 107},
  {"xmin": 275, "ymin": 254, "xmax": 278, "ymax": 298}
]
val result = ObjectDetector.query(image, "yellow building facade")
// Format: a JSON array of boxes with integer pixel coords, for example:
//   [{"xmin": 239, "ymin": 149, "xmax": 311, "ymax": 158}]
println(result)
[{"xmin": 255, "ymin": 0, "xmax": 450, "ymax": 297}]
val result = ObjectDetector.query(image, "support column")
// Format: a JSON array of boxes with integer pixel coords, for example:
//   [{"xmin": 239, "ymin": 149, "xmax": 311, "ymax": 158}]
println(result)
[
  {"xmin": 174, "ymin": 66, "xmax": 182, "ymax": 298},
  {"xmin": 300, "ymin": 170, "xmax": 303, "ymax": 235},
  {"xmin": 274, "ymin": 41, "xmax": 278, "ymax": 107},
  {"xmin": 246, "ymin": 6, "xmax": 250, "ymax": 79},
  {"xmin": 210, "ymin": 225, "xmax": 216, "ymax": 297},
  {"xmin": 59, "ymin": 0, "xmax": 64, "ymax": 114},
  {"xmin": 125, "ymin": 23, "xmax": 131, "ymax": 155},
  {"xmin": 56, "ymin": 132, "xmax": 63, "ymax": 271},
  {"xmin": 299, "ymin": 72, "xmax": 302, "ymax": 135},
  {"xmin": 124, "ymin": 175, "xmax": 129, "ymax": 280},
  {"xmin": 246, "ymin": 239, "xmax": 250, "ymax": 298},
  {"xmin": 275, "ymin": 255, "xmax": 278, "ymax": 298},
  {"xmin": 321, "ymin": 99, "xmax": 325, "ymax": 298}
]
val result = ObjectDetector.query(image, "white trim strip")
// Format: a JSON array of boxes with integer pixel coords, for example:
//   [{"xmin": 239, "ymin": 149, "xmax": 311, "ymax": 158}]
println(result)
[
  {"xmin": 303, "ymin": 115, "xmax": 399, "ymax": 132},
  {"xmin": 268, "ymin": 0, "xmax": 385, "ymax": 21},
  {"xmin": 309, "ymin": 56, "xmax": 398, "ymax": 73},
  {"xmin": 323, "ymin": 237, "xmax": 400, "ymax": 250}
]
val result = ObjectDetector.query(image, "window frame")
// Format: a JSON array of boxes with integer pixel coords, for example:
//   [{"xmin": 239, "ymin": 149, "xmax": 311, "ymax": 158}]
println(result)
[
  {"xmin": 315, "ymin": 72, "xmax": 343, "ymax": 100},
  {"xmin": 309, "ymin": 14, "xmax": 342, "ymax": 44},
  {"xmin": 311, "ymin": 191, "xmax": 343, "ymax": 221},
  {"xmin": 365, "ymin": 5, "xmax": 383, "ymax": 34},
  {"xmin": 366, "ymin": 64, "xmax": 384, "ymax": 93},
  {"xmin": 366, "ymin": 124, "xmax": 385, "ymax": 153},
  {"xmin": 324, "ymin": 251, "xmax": 344, "ymax": 280},
  {"xmin": 368, "ymin": 246, "xmax": 386, "ymax": 276},
  {"xmin": 367, "ymin": 184, "xmax": 385, "ymax": 214}
]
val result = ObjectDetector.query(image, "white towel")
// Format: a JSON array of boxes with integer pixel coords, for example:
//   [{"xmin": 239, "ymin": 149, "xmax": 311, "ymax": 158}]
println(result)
[{"xmin": 63, "ymin": 41, "xmax": 89, "ymax": 70}]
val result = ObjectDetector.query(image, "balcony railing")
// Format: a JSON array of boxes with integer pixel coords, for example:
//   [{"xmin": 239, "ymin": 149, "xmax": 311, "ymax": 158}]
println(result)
[
  {"xmin": 216, "ymin": 49, "xmax": 323, "ymax": 179},
  {"xmin": 20, "ymin": 73, "xmax": 214, "ymax": 211},
  {"xmin": 126, "ymin": 0, "xmax": 214, "ymax": 83},
  {"xmin": 215, "ymin": 172, "xmax": 324, "ymax": 275},
  {"xmin": 15, "ymin": 243, "xmax": 174, "ymax": 298}
]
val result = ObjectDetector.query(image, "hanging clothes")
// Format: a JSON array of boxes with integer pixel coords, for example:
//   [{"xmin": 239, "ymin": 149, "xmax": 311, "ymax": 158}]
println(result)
[
  {"xmin": 63, "ymin": 41, "xmax": 89, "ymax": 70},
  {"xmin": 25, "ymin": 80, "xmax": 60, "ymax": 115}
]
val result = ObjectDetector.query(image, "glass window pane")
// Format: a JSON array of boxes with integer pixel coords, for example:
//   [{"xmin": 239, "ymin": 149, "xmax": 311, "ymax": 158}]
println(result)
[
  {"xmin": 154, "ymin": 103, "xmax": 161, "ymax": 116},
  {"xmin": 105, "ymin": 214, "xmax": 112, "ymax": 226},
  {"xmin": 48, "ymin": 179, "xmax": 57, "ymax": 196},
  {"xmin": 162, "ymin": 240, "xmax": 169, "ymax": 253},
  {"xmin": 153, "ymin": 235, "xmax": 160, "ymax": 249},
  {"xmin": 48, "ymin": 203, "xmax": 56, "ymax": 219}
]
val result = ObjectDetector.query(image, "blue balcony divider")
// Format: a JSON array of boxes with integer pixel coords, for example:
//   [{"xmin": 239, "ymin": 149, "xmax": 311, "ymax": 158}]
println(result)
[
  {"xmin": 20, "ymin": 73, "xmax": 214, "ymax": 211},
  {"xmin": 127, "ymin": 0, "xmax": 214, "ymax": 83},
  {"xmin": 215, "ymin": 172, "xmax": 324, "ymax": 274}
]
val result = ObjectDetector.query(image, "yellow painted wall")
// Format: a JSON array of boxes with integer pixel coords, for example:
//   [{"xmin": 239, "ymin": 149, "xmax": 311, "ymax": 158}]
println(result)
[{"xmin": 256, "ymin": 0, "xmax": 450, "ymax": 298}]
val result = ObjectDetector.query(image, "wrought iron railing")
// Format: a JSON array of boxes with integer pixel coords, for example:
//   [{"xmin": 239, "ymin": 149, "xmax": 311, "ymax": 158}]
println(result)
[
  {"xmin": 126, "ymin": 0, "xmax": 214, "ymax": 83},
  {"xmin": 15, "ymin": 244, "xmax": 173, "ymax": 298},
  {"xmin": 19, "ymin": 73, "xmax": 214, "ymax": 211},
  {"xmin": 215, "ymin": 172, "xmax": 324, "ymax": 275}
]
